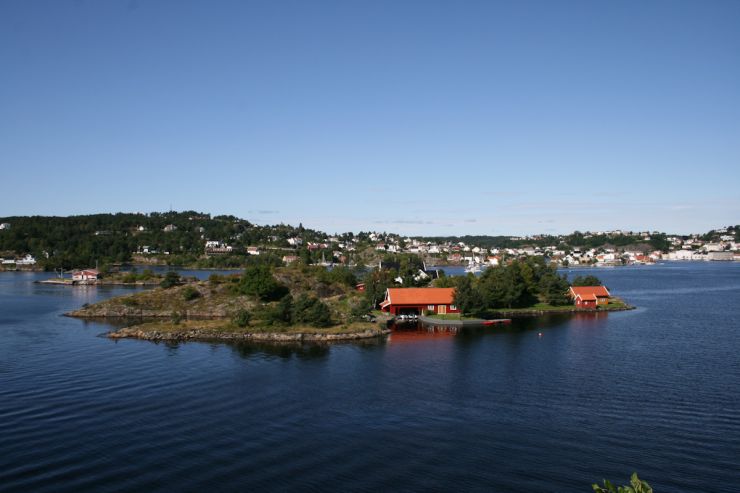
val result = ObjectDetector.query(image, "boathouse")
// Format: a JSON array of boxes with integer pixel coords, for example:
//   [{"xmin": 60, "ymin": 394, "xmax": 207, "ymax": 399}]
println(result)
[
  {"xmin": 569, "ymin": 286, "xmax": 610, "ymax": 308},
  {"xmin": 380, "ymin": 287, "xmax": 459, "ymax": 316},
  {"xmin": 72, "ymin": 269, "xmax": 100, "ymax": 282}
]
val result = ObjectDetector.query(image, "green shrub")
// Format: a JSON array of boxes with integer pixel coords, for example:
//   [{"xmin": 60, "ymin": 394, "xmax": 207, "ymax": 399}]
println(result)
[
  {"xmin": 293, "ymin": 293, "xmax": 332, "ymax": 327},
  {"xmin": 160, "ymin": 271, "xmax": 181, "ymax": 289},
  {"xmin": 232, "ymin": 309, "xmax": 251, "ymax": 328},
  {"xmin": 238, "ymin": 265, "xmax": 288, "ymax": 301},
  {"xmin": 122, "ymin": 297, "xmax": 138, "ymax": 307},
  {"xmin": 592, "ymin": 473, "xmax": 652, "ymax": 493},
  {"xmin": 182, "ymin": 286, "xmax": 200, "ymax": 301},
  {"xmin": 572, "ymin": 275, "xmax": 602, "ymax": 286},
  {"xmin": 122, "ymin": 273, "xmax": 138, "ymax": 284},
  {"xmin": 265, "ymin": 294, "xmax": 294, "ymax": 325}
]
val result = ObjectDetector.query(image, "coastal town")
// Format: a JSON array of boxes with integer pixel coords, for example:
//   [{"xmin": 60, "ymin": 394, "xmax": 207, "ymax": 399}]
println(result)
[{"xmin": 0, "ymin": 215, "xmax": 738, "ymax": 271}]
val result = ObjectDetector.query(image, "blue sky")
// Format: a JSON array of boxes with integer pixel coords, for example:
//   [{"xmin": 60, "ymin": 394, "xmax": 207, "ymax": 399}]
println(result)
[{"xmin": 1, "ymin": 0, "xmax": 738, "ymax": 235}]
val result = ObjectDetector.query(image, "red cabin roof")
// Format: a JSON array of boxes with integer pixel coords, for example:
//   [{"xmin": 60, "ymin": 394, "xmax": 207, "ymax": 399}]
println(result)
[
  {"xmin": 569, "ymin": 286, "xmax": 610, "ymax": 299},
  {"xmin": 385, "ymin": 287, "xmax": 455, "ymax": 305}
]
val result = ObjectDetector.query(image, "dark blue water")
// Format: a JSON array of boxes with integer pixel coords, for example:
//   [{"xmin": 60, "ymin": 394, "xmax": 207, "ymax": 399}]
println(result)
[{"xmin": 1, "ymin": 263, "xmax": 739, "ymax": 492}]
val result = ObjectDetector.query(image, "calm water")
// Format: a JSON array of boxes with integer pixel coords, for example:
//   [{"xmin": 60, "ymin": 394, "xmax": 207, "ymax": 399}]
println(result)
[{"xmin": 1, "ymin": 263, "xmax": 739, "ymax": 492}]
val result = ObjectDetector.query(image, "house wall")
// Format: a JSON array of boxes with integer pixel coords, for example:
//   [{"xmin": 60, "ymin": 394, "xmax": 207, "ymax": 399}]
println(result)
[
  {"xmin": 389, "ymin": 304, "xmax": 460, "ymax": 315},
  {"xmin": 575, "ymin": 298, "xmax": 596, "ymax": 308}
]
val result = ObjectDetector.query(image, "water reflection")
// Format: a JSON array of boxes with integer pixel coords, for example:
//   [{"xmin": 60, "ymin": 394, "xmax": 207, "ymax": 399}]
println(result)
[
  {"xmin": 230, "ymin": 341, "xmax": 331, "ymax": 360},
  {"xmin": 227, "ymin": 336, "xmax": 387, "ymax": 361}
]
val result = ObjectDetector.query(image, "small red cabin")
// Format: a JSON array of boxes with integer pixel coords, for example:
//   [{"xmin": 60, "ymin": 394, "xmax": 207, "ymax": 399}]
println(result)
[
  {"xmin": 569, "ymin": 286, "xmax": 610, "ymax": 308},
  {"xmin": 380, "ymin": 287, "xmax": 459, "ymax": 316}
]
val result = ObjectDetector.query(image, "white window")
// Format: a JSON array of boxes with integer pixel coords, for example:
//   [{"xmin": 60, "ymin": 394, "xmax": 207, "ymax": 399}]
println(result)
[
  {"xmin": 427, "ymin": 305, "xmax": 435, "ymax": 310},
  {"xmin": 450, "ymin": 305, "xmax": 457, "ymax": 311}
]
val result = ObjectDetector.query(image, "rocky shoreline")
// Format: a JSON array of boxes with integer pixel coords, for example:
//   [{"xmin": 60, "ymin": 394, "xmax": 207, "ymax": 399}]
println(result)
[
  {"xmin": 489, "ymin": 305, "xmax": 636, "ymax": 317},
  {"xmin": 108, "ymin": 326, "xmax": 391, "ymax": 342},
  {"xmin": 40, "ymin": 279, "xmax": 162, "ymax": 286}
]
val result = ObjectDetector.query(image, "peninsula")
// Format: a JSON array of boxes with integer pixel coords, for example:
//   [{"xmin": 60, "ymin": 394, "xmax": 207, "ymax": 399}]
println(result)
[{"xmin": 67, "ymin": 263, "xmax": 389, "ymax": 342}]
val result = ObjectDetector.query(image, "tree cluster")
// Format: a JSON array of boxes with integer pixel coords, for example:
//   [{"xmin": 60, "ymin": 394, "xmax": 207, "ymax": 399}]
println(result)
[
  {"xmin": 264, "ymin": 294, "xmax": 333, "ymax": 328},
  {"xmin": 237, "ymin": 264, "xmax": 289, "ymax": 301},
  {"xmin": 359, "ymin": 253, "xmax": 430, "ymax": 309},
  {"xmin": 451, "ymin": 258, "xmax": 574, "ymax": 316},
  {"xmin": 571, "ymin": 275, "xmax": 602, "ymax": 286}
]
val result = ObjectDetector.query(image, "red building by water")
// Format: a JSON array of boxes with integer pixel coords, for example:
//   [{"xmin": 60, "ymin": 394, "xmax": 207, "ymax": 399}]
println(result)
[
  {"xmin": 569, "ymin": 286, "xmax": 611, "ymax": 308},
  {"xmin": 380, "ymin": 287, "xmax": 459, "ymax": 316}
]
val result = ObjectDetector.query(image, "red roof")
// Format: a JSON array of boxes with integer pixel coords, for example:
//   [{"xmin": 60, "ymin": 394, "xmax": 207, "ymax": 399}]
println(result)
[
  {"xmin": 385, "ymin": 288, "xmax": 455, "ymax": 305},
  {"xmin": 569, "ymin": 286, "xmax": 610, "ymax": 299}
]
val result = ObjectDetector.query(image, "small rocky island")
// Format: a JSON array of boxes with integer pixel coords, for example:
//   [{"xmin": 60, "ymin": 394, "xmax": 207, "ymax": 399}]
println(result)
[{"xmin": 67, "ymin": 266, "xmax": 388, "ymax": 342}]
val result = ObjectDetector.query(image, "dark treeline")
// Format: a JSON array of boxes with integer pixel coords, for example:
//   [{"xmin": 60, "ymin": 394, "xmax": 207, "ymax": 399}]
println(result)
[{"xmin": 440, "ymin": 257, "xmax": 574, "ymax": 316}]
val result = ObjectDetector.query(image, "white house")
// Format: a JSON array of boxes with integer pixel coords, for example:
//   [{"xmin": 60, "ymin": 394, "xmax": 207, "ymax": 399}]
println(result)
[
  {"xmin": 667, "ymin": 250, "xmax": 694, "ymax": 260},
  {"xmin": 0, "ymin": 223, "xmax": 10, "ymax": 230},
  {"xmin": 15, "ymin": 254, "xmax": 36, "ymax": 266}
]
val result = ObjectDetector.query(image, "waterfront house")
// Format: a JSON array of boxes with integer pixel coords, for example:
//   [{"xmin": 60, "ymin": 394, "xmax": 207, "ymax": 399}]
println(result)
[
  {"xmin": 205, "ymin": 241, "xmax": 233, "ymax": 255},
  {"xmin": 72, "ymin": 269, "xmax": 100, "ymax": 282},
  {"xmin": 380, "ymin": 287, "xmax": 459, "ymax": 316},
  {"xmin": 15, "ymin": 254, "xmax": 36, "ymax": 266},
  {"xmin": 569, "ymin": 286, "xmax": 610, "ymax": 308}
]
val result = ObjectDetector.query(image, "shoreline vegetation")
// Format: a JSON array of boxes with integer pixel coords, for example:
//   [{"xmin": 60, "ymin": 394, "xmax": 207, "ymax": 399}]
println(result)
[{"xmin": 67, "ymin": 265, "xmax": 387, "ymax": 342}]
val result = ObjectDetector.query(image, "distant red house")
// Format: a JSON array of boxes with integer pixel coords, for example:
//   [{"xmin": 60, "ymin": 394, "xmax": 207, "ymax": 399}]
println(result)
[
  {"xmin": 569, "ymin": 286, "xmax": 610, "ymax": 308},
  {"xmin": 380, "ymin": 287, "xmax": 459, "ymax": 316},
  {"xmin": 355, "ymin": 283, "xmax": 366, "ymax": 292},
  {"xmin": 72, "ymin": 269, "xmax": 99, "ymax": 282}
]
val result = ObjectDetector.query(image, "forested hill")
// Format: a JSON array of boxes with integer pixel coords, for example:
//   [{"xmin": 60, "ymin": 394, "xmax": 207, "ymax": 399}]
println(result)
[{"xmin": 0, "ymin": 212, "xmax": 328, "ymax": 270}]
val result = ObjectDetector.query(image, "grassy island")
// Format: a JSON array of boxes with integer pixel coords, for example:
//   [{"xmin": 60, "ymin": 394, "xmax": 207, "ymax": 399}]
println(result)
[{"xmin": 67, "ymin": 264, "xmax": 387, "ymax": 342}]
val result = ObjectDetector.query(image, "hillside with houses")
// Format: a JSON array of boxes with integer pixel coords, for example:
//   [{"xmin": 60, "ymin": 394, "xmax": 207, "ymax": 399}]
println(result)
[{"xmin": 0, "ymin": 212, "xmax": 738, "ymax": 272}]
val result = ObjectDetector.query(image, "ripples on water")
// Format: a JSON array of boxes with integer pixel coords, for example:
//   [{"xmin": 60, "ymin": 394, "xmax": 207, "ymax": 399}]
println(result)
[{"xmin": 1, "ymin": 264, "xmax": 739, "ymax": 492}]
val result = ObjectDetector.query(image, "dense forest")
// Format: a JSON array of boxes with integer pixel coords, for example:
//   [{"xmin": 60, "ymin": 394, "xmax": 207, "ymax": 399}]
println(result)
[{"xmin": 0, "ymin": 211, "xmax": 329, "ymax": 270}]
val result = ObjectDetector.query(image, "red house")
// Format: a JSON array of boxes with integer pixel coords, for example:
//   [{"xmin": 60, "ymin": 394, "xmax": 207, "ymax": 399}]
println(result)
[
  {"xmin": 380, "ymin": 288, "xmax": 459, "ymax": 316},
  {"xmin": 569, "ymin": 286, "xmax": 611, "ymax": 308}
]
